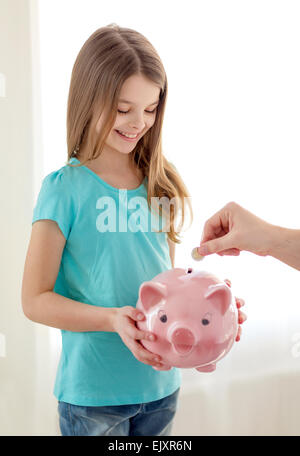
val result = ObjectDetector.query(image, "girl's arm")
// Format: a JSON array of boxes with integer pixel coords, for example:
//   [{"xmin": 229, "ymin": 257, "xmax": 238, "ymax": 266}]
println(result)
[
  {"xmin": 21, "ymin": 219, "xmax": 165, "ymax": 368},
  {"xmin": 21, "ymin": 220, "xmax": 117, "ymax": 332},
  {"xmin": 167, "ymin": 238, "xmax": 175, "ymax": 268}
]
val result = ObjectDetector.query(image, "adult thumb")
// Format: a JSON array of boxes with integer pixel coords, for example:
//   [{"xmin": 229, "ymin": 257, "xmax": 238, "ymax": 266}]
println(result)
[{"xmin": 198, "ymin": 233, "xmax": 234, "ymax": 255}]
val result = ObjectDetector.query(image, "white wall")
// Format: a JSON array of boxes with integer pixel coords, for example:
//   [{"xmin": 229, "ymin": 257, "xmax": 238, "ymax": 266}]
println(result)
[
  {"xmin": 37, "ymin": 0, "xmax": 300, "ymax": 436},
  {"xmin": 172, "ymin": 370, "xmax": 300, "ymax": 436},
  {"xmin": 0, "ymin": 0, "xmax": 59, "ymax": 435},
  {"xmin": 1, "ymin": 0, "xmax": 300, "ymax": 436}
]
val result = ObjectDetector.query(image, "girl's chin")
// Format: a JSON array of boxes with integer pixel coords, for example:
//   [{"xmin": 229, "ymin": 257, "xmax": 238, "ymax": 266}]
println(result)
[{"xmin": 106, "ymin": 142, "xmax": 135, "ymax": 155}]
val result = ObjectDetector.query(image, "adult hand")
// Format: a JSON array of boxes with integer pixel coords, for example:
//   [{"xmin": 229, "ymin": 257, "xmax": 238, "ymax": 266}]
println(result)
[{"xmin": 197, "ymin": 202, "xmax": 274, "ymax": 257}]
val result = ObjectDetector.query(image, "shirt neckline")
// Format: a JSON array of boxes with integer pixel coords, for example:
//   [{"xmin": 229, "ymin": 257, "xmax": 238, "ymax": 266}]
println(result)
[{"xmin": 69, "ymin": 157, "xmax": 147, "ymax": 193}]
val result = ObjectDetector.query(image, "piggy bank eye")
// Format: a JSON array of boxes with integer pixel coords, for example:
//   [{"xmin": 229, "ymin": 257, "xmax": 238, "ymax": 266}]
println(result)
[
  {"xmin": 202, "ymin": 313, "xmax": 211, "ymax": 326},
  {"xmin": 158, "ymin": 310, "xmax": 167, "ymax": 323}
]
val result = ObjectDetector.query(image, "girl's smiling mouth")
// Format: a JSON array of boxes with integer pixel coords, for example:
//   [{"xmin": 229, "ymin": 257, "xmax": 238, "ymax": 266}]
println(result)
[{"xmin": 115, "ymin": 129, "xmax": 141, "ymax": 141}]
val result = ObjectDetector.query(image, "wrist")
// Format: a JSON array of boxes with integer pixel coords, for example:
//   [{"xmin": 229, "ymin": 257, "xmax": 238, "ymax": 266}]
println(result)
[
  {"xmin": 266, "ymin": 224, "xmax": 300, "ymax": 270},
  {"xmin": 95, "ymin": 306, "xmax": 118, "ymax": 332},
  {"xmin": 267, "ymin": 224, "xmax": 295, "ymax": 258},
  {"xmin": 108, "ymin": 307, "xmax": 118, "ymax": 332}
]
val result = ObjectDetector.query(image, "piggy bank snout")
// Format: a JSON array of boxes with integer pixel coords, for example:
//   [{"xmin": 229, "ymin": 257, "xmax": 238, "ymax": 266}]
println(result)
[
  {"xmin": 168, "ymin": 326, "xmax": 196, "ymax": 356},
  {"xmin": 171, "ymin": 327, "xmax": 195, "ymax": 345}
]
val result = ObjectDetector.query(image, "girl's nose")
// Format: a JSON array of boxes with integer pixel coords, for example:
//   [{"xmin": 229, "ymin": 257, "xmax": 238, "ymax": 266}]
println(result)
[{"xmin": 128, "ymin": 114, "xmax": 146, "ymax": 131}]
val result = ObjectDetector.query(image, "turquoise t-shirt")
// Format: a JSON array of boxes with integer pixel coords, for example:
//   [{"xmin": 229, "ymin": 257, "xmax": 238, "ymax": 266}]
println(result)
[{"xmin": 32, "ymin": 157, "xmax": 181, "ymax": 406}]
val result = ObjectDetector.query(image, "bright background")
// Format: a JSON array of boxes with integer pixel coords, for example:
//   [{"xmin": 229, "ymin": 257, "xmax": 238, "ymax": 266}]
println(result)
[
  {"xmin": 1, "ymin": 0, "xmax": 300, "ymax": 435},
  {"xmin": 38, "ymin": 0, "xmax": 300, "ymax": 372}
]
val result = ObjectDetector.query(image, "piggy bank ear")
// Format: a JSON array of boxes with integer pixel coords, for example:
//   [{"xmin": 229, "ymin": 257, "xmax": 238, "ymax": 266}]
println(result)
[
  {"xmin": 204, "ymin": 283, "xmax": 232, "ymax": 315},
  {"xmin": 139, "ymin": 282, "xmax": 167, "ymax": 312}
]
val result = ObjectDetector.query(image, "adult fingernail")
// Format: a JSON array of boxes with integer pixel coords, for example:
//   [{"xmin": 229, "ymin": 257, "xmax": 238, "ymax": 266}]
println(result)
[
  {"xmin": 149, "ymin": 334, "xmax": 155, "ymax": 341},
  {"xmin": 191, "ymin": 247, "xmax": 205, "ymax": 261},
  {"xmin": 198, "ymin": 245, "xmax": 208, "ymax": 255},
  {"xmin": 137, "ymin": 314, "xmax": 144, "ymax": 320}
]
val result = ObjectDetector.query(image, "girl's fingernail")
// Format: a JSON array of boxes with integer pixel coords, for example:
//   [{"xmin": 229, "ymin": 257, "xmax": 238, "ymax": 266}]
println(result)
[
  {"xmin": 137, "ymin": 314, "xmax": 144, "ymax": 320},
  {"xmin": 149, "ymin": 334, "xmax": 155, "ymax": 341}
]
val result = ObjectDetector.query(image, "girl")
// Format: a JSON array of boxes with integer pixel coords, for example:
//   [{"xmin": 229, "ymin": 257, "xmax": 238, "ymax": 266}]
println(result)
[{"xmin": 21, "ymin": 24, "xmax": 245, "ymax": 436}]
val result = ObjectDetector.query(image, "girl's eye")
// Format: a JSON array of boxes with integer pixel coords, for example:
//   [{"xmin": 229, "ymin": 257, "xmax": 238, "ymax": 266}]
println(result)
[{"xmin": 117, "ymin": 108, "xmax": 157, "ymax": 115}]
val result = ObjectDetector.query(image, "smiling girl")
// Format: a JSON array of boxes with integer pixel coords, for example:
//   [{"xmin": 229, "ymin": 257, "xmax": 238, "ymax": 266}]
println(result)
[{"xmin": 21, "ymin": 24, "xmax": 193, "ymax": 436}]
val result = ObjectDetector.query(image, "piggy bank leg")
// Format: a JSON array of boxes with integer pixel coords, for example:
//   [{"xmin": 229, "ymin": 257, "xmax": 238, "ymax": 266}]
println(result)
[
  {"xmin": 152, "ymin": 364, "xmax": 172, "ymax": 371},
  {"xmin": 195, "ymin": 363, "xmax": 216, "ymax": 373}
]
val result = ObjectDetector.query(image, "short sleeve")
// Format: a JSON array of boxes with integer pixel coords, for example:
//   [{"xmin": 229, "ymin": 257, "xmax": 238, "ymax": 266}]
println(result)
[{"xmin": 32, "ymin": 169, "xmax": 77, "ymax": 240}]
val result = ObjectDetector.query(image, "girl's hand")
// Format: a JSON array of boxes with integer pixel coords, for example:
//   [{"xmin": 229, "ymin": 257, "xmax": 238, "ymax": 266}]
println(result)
[
  {"xmin": 112, "ymin": 306, "xmax": 163, "ymax": 368},
  {"xmin": 224, "ymin": 279, "xmax": 247, "ymax": 342}
]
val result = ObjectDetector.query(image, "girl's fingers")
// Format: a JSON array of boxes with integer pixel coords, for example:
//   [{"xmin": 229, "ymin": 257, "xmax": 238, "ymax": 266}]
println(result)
[
  {"xmin": 128, "ymin": 323, "xmax": 156, "ymax": 342},
  {"xmin": 235, "ymin": 297, "xmax": 245, "ymax": 308},
  {"xmin": 127, "ymin": 309, "xmax": 155, "ymax": 341},
  {"xmin": 131, "ymin": 308, "xmax": 145, "ymax": 322},
  {"xmin": 133, "ymin": 340, "xmax": 162, "ymax": 366},
  {"xmin": 125, "ymin": 324, "xmax": 161, "ymax": 366},
  {"xmin": 238, "ymin": 310, "xmax": 247, "ymax": 324},
  {"xmin": 224, "ymin": 278, "xmax": 231, "ymax": 288},
  {"xmin": 236, "ymin": 325, "xmax": 242, "ymax": 342}
]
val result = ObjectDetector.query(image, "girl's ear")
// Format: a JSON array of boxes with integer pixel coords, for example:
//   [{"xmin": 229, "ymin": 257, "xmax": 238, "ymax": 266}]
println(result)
[
  {"xmin": 139, "ymin": 282, "xmax": 167, "ymax": 312},
  {"xmin": 204, "ymin": 283, "xmax": 232, "ymax": 315}
]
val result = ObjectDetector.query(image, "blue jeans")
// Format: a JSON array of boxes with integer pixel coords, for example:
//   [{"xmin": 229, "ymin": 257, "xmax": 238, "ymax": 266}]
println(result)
[{"xmin": 58, "ymin": 387, "xmax": 180, "ymax": 436}]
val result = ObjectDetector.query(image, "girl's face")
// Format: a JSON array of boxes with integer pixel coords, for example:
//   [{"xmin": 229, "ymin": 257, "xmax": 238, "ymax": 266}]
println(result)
[{"xmin": 96, "ymin": 74, "xmax": 160, "ymax": 155}]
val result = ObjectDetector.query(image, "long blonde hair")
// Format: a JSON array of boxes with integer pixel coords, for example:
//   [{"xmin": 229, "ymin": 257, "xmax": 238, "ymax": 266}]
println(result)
[{"xmin": 66, "ymin": 23, "xmax": 193, "ymax": 243}]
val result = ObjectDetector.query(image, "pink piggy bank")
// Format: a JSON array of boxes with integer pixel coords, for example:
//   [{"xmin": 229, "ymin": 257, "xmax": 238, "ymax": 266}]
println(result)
[{"xmin": 136, "ymin": 268, "xmax": 238, "ymax": 372}]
